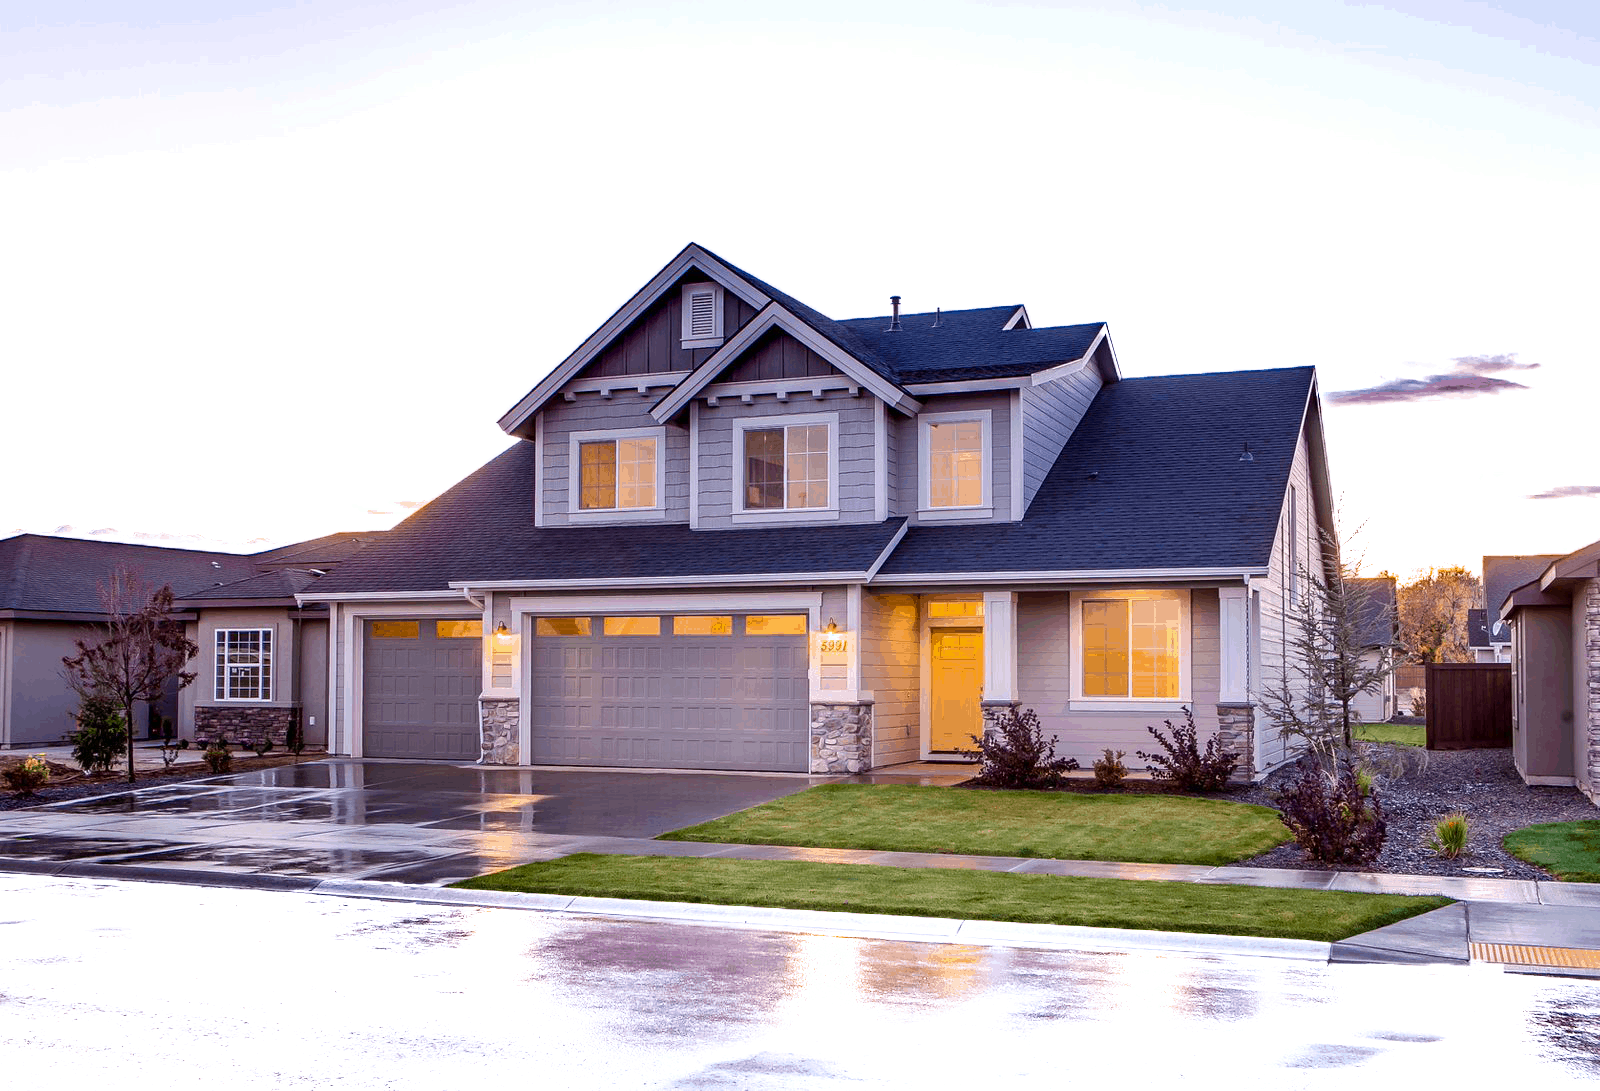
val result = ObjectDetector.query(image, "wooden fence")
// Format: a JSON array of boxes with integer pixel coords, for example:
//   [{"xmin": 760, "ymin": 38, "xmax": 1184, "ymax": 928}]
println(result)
[{"xmin": 1425, "ymin": 663, "xmax": 1512, "ymax": 750}]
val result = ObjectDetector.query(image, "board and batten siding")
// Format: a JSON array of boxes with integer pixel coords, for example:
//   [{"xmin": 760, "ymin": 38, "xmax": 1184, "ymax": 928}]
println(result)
[
  {"xmin": 695, "ymin": 390, "xmax": 878, "ymax": 528},
  {"xmin": 1018, "ymin": 365, "xmax": 1103, "ymax": 512},
  {"xmin": 893, "ymin": 391, "xmax": 1014, "ymax": 522},
  {"xmin": 538, "ymin": 396, "xmax": 691, "ymax": 526},
  {"xmin": 861, "ymin": 592, "xmax": 920, "ymax": 766},
  {"xmin": 1016, "ymin": 589, "xmax": 1222, "ymax": 768},
  {"xmin": 722, "ymin": 329, "xmax": 839, "ymax": 382},
  {"xmin": 588, "ymin": 281, "xmax": 757, "ymax": 377},
  {"xmin": 1251, "ymin": 427, "xmax": 1316, "ymax": 773}
]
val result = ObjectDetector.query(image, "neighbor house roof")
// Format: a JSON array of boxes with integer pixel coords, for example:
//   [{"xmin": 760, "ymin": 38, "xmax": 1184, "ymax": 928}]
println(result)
[
  {"xmin": 1349, "ymin": 576, "xmax": 1398, "ymax": 647},
  {"xmin": 173, "ymin": 567, "xmax": 328, "ymax": 608},
  {"xmin": 303, "ymin": 443, "xmax": 909, "ymax": 594},
  {"xmin": 1467, "ymin": 608, "xmax": 1491, "ymax": 649},
  {"xmin": 1483, "ymin": 554, "xmax": 1562, "ymax": 619},
  {"xmin": 874, "ymin": 366, "xmax": 1318, "ymax": 578},
  {"xmin": 0, "ymin": 534, "xmax": 259, "ymax": 618},
  {"xmin": 1496, "ymin": 538, "xmax": 1600, "ymax": 620}
]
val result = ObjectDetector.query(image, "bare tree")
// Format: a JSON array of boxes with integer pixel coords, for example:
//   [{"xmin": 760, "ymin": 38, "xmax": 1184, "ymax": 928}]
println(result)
[
  {"xmin": 1261, "ymin": 533, "xmax": 1396, "ymax": 760},
  {"xmin": 62, "ymin": 568, "xmax": 198, "ymax": 783}
]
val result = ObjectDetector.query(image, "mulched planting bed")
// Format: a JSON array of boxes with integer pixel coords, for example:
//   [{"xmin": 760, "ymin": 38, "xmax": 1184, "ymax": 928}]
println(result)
[
  {"xmin": 1229, "ymin": 745, "xmax": 1597, "ymax": 881},
  {"xmin": 0, "ymin": 751, "xmax": 324, "ymax": 811}
]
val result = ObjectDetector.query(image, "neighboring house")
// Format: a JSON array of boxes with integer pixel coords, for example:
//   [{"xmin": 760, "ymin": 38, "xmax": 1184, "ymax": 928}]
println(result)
[
  {"xmin": 1348, "ymin": 576, "xmax": 1398, "ymax": 723},
  {"xmin": 1498, "ymin": 537, "xmax": 1600, "ymax": 802},
  {"xmin": 1479, "ymin": 554, "xmax": 1556, "ymax": 663},
  {"xmin": 302, "ymin": 243, "xmax": 1337, "ymax": 780},
  {"xmin": 0, "ymin": 531, "xmax": 383, "ymax": 749}
]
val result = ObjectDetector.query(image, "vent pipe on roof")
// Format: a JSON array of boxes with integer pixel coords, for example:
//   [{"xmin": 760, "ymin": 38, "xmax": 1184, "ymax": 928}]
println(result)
[
  {"xmin": 888, "ymin": 296, "xmax": 902, "ymax": 331},
  {"xmin": 932, "ymin": 307, "xmax": 942, "ymax": 328},
  {"xmin": 1239, "ymin": 443, "xmax": 1254, "ymax": 462}
]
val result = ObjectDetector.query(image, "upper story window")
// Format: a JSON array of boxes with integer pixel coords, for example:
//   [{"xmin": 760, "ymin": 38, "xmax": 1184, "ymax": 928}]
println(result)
[
  {"xmin": 568, "ymin": 427, "xmax": 664, "ymax": 517},
  {"xmin": 680, "ymin": 282, "xmax": 725, "ymax": 349},
  {"xmin": 918, "ymin": 410, "xmax": 992, "ymax": 516},
  {"xmin": 734, "ymin": 413, "xmax": 836, "ymax": 515},
  {"xmin": 215, "ymin": 628, "xmax": 272, "ymax": 702}
]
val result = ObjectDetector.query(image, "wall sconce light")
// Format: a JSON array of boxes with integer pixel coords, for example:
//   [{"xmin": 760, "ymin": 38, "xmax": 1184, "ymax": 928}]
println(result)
[
  {"xmin": 824, "ymin": 618, "xmax": 839, "ymax": 634},
  {"xmin": 494, "ymin": 622, "xmax": 512, "ymax": 644}
]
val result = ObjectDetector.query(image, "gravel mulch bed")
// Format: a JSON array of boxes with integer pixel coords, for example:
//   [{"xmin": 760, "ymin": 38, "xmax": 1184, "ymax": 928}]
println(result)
[
  {"xmin": 0, "ymin": 752, "xmax": 323, "ymax": 812},
  {"xmin": 1230, "ymin": 745, "xmax": 1598, "ymax": 881}
]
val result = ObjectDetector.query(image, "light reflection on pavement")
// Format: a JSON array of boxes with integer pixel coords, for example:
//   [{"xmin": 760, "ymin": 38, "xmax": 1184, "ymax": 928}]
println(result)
[{"xmin": 0, "ymin": 873, "xmax": 1595, "ymax": 1088}]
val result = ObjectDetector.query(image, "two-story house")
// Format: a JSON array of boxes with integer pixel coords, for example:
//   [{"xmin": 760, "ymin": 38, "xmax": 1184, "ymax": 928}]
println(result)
[{"xmin": 301, "ymin": 244, "xmax": 1335, "ymax": 779}]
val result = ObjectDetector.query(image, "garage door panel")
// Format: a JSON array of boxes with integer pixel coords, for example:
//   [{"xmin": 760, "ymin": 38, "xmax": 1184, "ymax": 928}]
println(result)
[
  {"xmin": 363, "ymin": 619, "xmax": 481, "ymax": 761},
  {"xmin": 531, "ymin": 616, "xmax": 808, "ymax": 771}
]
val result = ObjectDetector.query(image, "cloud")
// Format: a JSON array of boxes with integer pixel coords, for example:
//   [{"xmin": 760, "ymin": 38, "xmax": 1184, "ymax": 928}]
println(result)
[
  {"xmin": 1329, "ymin": 353, "xmax": 1539, "ymax": 405},
  {"xmin": 1527, "ymin": 485, "xmax": 1600, "ymax": 500},
  {"xmin": 396, "ymin": 500, "xmax": 423, "ymax": 510}
]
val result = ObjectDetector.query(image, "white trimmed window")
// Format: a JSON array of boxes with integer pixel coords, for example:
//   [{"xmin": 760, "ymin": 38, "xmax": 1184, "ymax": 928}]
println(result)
[
  {"xmin": 734, "ymin": 413, "xmax": 837, "ymax": 515},
  {"xmin": 1070, "ymin": 590, "xmax": 1190, "ymax": 703},
  {"xmin": 680, "ymin": 282, "xmax": 724, "ymax": 348},
  {"xmin": 215, "ymin": 629, "xmax": 272, "ymax": 701},
  {"xmin": 568, "ymin": 427, "xmax": 664, "ymax": 517},
  {"xmin": 918, "ymin": 410, "xmax": 992, "ymax": 516}
]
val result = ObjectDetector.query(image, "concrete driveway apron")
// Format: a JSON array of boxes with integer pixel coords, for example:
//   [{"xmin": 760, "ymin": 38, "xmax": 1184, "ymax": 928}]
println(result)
[{"xmin": 0, "ymin": 761, "xmax": 825, "ymax": 885}]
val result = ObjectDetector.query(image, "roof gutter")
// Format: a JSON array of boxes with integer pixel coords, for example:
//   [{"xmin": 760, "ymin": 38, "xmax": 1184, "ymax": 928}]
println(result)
[
  {"xmin": 447, "ymin": 571, "xmax": 878, "ymax": 592},
  {"xmin": 868, "ymin": 566, "xmax": 1266, "ymax": 587},
  {"xmin": 295, "ymin": 590, "xmax": 469, "ymax": 606}
]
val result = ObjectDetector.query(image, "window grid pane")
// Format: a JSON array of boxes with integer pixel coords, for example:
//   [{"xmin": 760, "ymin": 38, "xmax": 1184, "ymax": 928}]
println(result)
[
  {"xmin": 615, "ymin": 438, "xmax": 657, "ymax": 509},
  {"xmin": 1081, "ymin": 600, "xmax": 1129, "ymax": 697},
  {"xmin": 928, "ymin": 420, "xmax": 984, "ymax": 508},
  {"xmin": 744, "ymin": 428, "xmax": 785, "ymax": 509},
  {"xmin": 215, "ymin": 629, "xmax": 271, "ymax": 701},
  {"xmin": 579, "ymin": 441, "xmax": 617, "ymax": 510}
]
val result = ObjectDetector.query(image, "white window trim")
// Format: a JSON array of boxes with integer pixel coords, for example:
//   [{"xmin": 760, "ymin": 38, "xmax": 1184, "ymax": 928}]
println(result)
[
  {"xmin": 731, "ymin": 411, "xmax": 840, "ymax": 524},
  {"xmin": 680, "ymin": 281, "xmax": 725, "ymax": 349},
  {"xmin": 918, "ymin": 409, "xmax": 993, "ymax": 520},
  {"xmin": 1068, "ymin": 588, "xmax": 1191, "ymax": 709},
  {"xmin": 215, "ymin": 627, "xmax": 274, "ymax": 703},
  {"xmin": 566, "ymin": 426, "xmax": 667, "ymax": 522}
]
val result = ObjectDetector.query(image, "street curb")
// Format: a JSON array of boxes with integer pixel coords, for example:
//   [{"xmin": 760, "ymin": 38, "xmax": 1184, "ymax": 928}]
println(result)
[
  {"xmin": 0, "ymin": 855, "xmax": 322, "ymax": 892},
  {"xmin": 307, "ymin": 877, "xmax": 1334, "ymax": 962}
]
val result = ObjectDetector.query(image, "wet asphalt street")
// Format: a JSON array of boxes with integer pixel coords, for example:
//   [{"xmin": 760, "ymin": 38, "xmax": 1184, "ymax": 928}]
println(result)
[{"xmin": 2, "ymin": 872, "xmax": 1597, "ymax": 1088}]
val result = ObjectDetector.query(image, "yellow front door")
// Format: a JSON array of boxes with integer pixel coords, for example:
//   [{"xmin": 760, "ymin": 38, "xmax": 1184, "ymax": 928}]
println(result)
[{"xmin": 930, "ymin": 628, "xmax": 983, "ymax": 751}]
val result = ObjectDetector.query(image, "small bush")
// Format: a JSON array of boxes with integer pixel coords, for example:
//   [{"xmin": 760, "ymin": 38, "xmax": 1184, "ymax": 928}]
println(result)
[
  {"xmin": 286, "ymin": 717, "xmax": 305, "ymax": 756},
  {"xmin": 71, "ymin": 694, "xmax": 126, "ymax": 775},
  {"xmin": 252, "ymin": 737, "xmax": 273, "ymax": 758},
  {"xmin": 962, "ymin": 707, "xmax": 1079, "ymax": 789},
  {"xmin": 1092, "ymin": 749, "xmax": 1127, "ymax": 790},
  {"xmin": 1136, "ymin": 706, "xmax": 1237, "ymax": 793},
  {"xmin": 1408, "ymin": 688, "xmax": 1426, "ymax": 719},
  {"xmin": 203, "ymin": 739, "xmax": 232, "ymax": 775},
  {"xmin": 2, "ymin": 755, "xmax": 50, "ymax": 795},
  {"xmin": 1429, "ymin": 812, "xmax": 1470, "ymax": 859},
  {"xmin": 1274, "ymin": 756, "xmax": 1386, "ymax": 866}
]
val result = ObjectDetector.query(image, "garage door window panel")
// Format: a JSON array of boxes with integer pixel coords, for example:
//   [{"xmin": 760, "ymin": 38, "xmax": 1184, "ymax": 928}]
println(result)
[
  {"xmin": 537, "ymin": 617, "xmax": 592, "ymax": 636},
  {"xmin": 216, "ymin": 629, "xmax": 272, "ymax": 701},
  {"xmin": 604, "ymin": 616, "xmax": 662, "ymax": 636}
]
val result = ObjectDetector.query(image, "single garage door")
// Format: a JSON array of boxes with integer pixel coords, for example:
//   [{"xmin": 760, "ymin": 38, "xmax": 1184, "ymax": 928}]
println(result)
[
  {"xmin": 362, "ymin": 618, "xmax": 482, "ymax": 760},
  {"xmin": 530, "ymin": 613, "xmax": 809, "ymax": 771}
]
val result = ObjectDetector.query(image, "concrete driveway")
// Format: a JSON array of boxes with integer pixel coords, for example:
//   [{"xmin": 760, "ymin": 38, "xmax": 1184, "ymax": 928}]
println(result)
[{"xmin": 0, "ymin": 760, "xmax": 824, "ymax": 886}]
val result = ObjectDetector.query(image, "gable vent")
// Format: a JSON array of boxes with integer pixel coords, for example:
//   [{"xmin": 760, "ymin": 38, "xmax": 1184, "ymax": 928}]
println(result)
[{"xmin": 688, "ymin": 289, "xmax": 717, "ymax": 338}]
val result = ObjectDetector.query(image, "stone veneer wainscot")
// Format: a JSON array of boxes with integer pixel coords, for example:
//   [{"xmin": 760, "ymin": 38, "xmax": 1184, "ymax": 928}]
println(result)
[
  {"xmin": 480, "ymin": 697, "xmax": 519, "ymax": 765},
  {"xmin": 811, "ymin": 702, "xmax": 872, "ymax": 774},
  {"xmin": 194, "ymin": 705, "xmax": 299, "ymax": 749}
]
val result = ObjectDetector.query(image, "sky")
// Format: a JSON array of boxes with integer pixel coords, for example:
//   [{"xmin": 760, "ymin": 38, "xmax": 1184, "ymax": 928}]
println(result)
[{"xmin": 2, "ymin": 0, "xmax": 1596, "ymax": 578}]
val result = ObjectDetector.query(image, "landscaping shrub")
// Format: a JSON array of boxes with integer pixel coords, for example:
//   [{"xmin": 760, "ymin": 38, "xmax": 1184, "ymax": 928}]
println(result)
[
  {"xmin": 1274, "ymin": 756, "xmax": 1386, "ymax": 866},
  {"xmin": 71, "ymin": 693, "xmax": 126, "ymax": 775},
  {"xmin": 286, "ymin": 717, "xmax": 305, "ymax": 756},
  {"xmin": 203, "ymin": 739, "xmax": 232, "ymax": 775},
  {"xmin": 1429, "ymin": 812, "xmax": 1469, "ymax": 859},
  {"xmin": 2, "ymin": 755, "xmax": 50, "ymax": 794},
  {"xmin": 1137, "ymin": 706, "xmax": 1237, "ymax": 793},
  {"xmin": 1092, "ymin": 749, "xmax": 1127, "ymax": 790},
  {"xmin": 963, "ymin": 707, "xmax": 1079, "ymax": 789},
  {"xmin": 252, "ymin": 737, "xmax": 273, "ymax": 758}
]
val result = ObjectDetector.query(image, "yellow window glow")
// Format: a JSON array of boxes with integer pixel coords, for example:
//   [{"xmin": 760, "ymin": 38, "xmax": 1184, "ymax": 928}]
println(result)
[
  {"xmin": 535, "ymin": 617, "xmax": 592, "ymax": 637},
  {"xmin": 674, "ymin": 616, "xmax": 733, "ymax": 636},
  {"xmin": 604, "ymin": 616, "xmax": 661, "ymax": 636},
  {"xmin": 745, "ymin": 615, "xmax": 807, "ymax": 635},
  {"xmin": 369, "ymin": 621, "xmax": 419, "ymax": 639},
  {"xmin": 435, "ymin": 620, "xmax": 483, "ymax": 640}
]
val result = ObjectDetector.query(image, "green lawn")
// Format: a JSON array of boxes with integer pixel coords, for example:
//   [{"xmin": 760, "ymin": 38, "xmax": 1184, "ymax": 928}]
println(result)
[
  {"xmin": 1354, "ymin": 722, "xmax": 1425, "ymax": 747},
  {"xmin": 658, "ymin": 783, "xmax": 1291, "ymax": 866},
  {"xmin": 1503, "ymin": 821, "xmax": 1600, "ymax": 882},
  {"xmin": 454, "ymin": 854, "xmax": 1449, "ymax": 943}
]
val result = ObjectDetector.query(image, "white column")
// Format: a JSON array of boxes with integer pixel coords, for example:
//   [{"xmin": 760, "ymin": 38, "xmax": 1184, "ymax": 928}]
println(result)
[
  {"xmin": 983, "ymin": 591, "xmax": 1019, "ymax": 703},
  {"xmin": 846, "ymin": 584, "xmax": 864, "ymax": 697},
  {"xmin": 1219, "ymin": 585, "xmax": 1248, "ymax": 703}
]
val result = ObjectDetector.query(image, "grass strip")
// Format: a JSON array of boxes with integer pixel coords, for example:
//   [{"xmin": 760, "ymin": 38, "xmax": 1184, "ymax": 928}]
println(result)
[
  {"xmin": 658, "ymin": 783, "xmax": 1291, "ymax": 866},
  {"xmin": 1354, "ymin": 722, "xmax": 1425, "ymax": 748},
  {"xmin": 1503, "ymin": 820, "xmax": 1600, "ymax": 883},
  {"xmin": 454, "ymin": 853, "xmax": 1450, "ymax": 943}
]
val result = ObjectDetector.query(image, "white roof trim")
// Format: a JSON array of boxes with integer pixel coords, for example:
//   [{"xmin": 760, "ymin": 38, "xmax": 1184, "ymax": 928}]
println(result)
[
  {"xmin": 295, "ymin": 590, "xmax": 471, "ymax": 605},
  {"xmin": 869, "ymin": 566, "xmax": 1265, "ymax": 586},
  {"xmin": 905, "ymin": 377, "xmax": 1029, "ymax": 394},
  {"xmin": 863, "ymin": 521, "xmax": 910, "ymax": 581},
  {"xmin": 1002, "ymin": 305, "xmax": 1031, "ymax": 330},
  {"xmin": 498, "ymin": 244, "xmax": 770, "ymax": 436},
  {"xmin": 650, "ymin": 302, "xmax": 920, "ymax": 422}
]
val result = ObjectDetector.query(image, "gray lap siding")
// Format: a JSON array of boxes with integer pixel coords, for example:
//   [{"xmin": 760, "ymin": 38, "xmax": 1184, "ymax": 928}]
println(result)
[{"xmin": 539, "ymin": 397, "xmax": 691, "ymax": 526}]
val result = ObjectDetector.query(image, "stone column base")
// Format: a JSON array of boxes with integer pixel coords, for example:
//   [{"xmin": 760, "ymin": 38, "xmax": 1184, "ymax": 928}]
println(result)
[
  {"xmin": 479, "ymin": 697, "xmax": 520, "ymax": 765},
  {"xmin": 979, "ymin": 700, "xmax": 1022, "ymax": 745},
  {"xmin": 194, "ymin": 705, "xmax": 298, "ymax": 750},
  {"xmin": 1215, "ymin": 702, "xmax": 1256, "ymax": 782},
  {"xmin": 811, "ymin": 702, "xmax": 873, "ymax": 774}
]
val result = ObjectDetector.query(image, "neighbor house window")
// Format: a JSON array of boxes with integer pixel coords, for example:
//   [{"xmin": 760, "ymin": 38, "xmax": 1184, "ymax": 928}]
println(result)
[
  {"xmin": 736, "ymin": 415, "xmax": 835, "ymax": 512},
  {"xmin": 919, "ymin": 411, "xmax": 991, "ymax": 512},
  {"xmin": 215, "ymin": 629, "xmax": 272, "ymax": 701},
  {"xmin": 569, "ymin": 428, "xmax": 664, "ymax": 514},
  {"xmin": 1074, "ymin": 591, "xmax": 1188, "ymax": 701}
]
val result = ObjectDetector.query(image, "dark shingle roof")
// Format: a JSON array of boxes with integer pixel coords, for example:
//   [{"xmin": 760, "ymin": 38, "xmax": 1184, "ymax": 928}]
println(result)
[
  {"xmin": 0, "ymin": 535, "xmax": 259, "ymax": 615},
  {"xmin": 876, "ymin": 366, "xmax": 1315, "ymax": 575},
  {"xmin": 253, "ymin": 531, "xmax": 387, "ymax": 567},
  {"xmin": 175, "ymin": 568, "xmax": 325, "ymax": 605},
  {"xmin": 1483, "ymin": 554, "xmax": 1562, "ymax": 618},
  {"xmin": 1466, "ymin": 608, "xmax": 1491, "ymax": 649},
  {"xmin": 838, "ymin": 308, "xmax": 1105, "ymax": 382},
  {"xmin": 308, "ymin": 443, "xmax": 908, "ymax": 593},
  {"xmin": 1349, "ymin": 576, "xmax": 1398, "ymax": 647}
]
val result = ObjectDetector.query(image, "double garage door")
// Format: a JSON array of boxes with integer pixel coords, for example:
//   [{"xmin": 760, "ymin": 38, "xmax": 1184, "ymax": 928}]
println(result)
[{"xmin": 363, "ymin": 613, "xmax": 810, "ymax": 771}]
